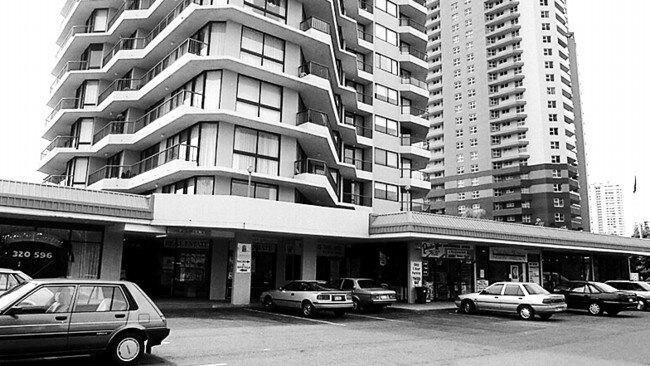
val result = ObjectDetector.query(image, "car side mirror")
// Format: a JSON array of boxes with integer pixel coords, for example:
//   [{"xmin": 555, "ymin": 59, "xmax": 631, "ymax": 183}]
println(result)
[{"xmin": 6, "ymin": 306, "xmax": 23, "ymax": 316}]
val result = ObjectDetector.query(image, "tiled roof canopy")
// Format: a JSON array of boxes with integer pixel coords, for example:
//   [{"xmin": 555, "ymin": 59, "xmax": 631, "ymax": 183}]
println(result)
[{"xmin": 370, "ymin": 212, "xmax": 650, "ymax": 254}]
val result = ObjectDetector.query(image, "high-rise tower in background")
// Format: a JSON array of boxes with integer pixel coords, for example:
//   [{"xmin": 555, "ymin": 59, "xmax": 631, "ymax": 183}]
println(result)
[
  {"xmin": 42, "ymin": 0, "xmax": 430, "ymax": 213},
  {"xmin": 424, "ymin": 0, "xmax": 589, "ymax": 229},
  {"xmin": 589, "ymin": 183, "xmax": 626, "ymax": 236}
]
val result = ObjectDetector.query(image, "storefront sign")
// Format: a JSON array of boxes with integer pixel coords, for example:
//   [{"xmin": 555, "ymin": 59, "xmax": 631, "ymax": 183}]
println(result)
[
  {"xmin": 411, "ymin": 261, "xmax": 422, "ymax": 287},
  {"xmin": 166, "ymin": 227, "xmax": 209, "ymax": 237},
  {"xmin": 528, "ymin": 262, "xmax": 541, "ymax": 285},
  {"xmin": 422, "ymin": 242, "xmax": 444, "ymax": 258},
  {"xmin": 446, "ymin": 249, "xmax": 470, "ymax": 259},
  {"xmin": 489, "ymin": 247, "xmax": 528, "ymax": 263},
  {"xmin": 286, "ymin": 242, "xmax": 302, "ymax": 255},
  {"xmin": 253, "ymin": 243, "xmax": 276, "ymax": 253},
  {"xmin": 630, "ymin": 272, "xmax": 640, "ymax": 281},
  {"xmin": 236, "ymin": 243, "xmax": 252, "ymax": 273},
  {"xmin": 317, "ymin": 244, "xmax": 344, "ymax": 257},
  {"xmin": 2, "ymin": 231, "xmax": 63, "ymax": 247},
  {"xmin": 476, "ymin": 279, "xmax": 489, "ymax": 292},
  {"xmin": 178, "ymin": 239, "xmax": 209, "ymax": 250}
]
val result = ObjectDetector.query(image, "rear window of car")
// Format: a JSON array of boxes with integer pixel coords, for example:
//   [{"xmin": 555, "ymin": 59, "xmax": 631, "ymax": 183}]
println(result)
[
  {"xmin": 523, "ymin": 283, "xmax": 550, "ymax": 295},
  {"xmin": 357, "ymin": 280, "xmax": 380, "ymax": 289}
]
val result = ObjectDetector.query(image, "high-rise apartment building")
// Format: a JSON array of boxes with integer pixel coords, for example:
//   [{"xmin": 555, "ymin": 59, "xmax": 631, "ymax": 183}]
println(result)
[
  {"xmin": 589, "ymin": 183, "xmax": 626, "ymax": 236},
  {"xmin": 42, "ymin": 0, "xmax": 430, "ymax": 213},
  {"xmin": 424, "ymin": 0, "xmax": 589, "ymax": 229}
]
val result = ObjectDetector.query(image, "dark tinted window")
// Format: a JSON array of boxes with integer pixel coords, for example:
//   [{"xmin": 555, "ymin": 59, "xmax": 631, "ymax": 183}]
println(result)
[
  {"xmin": 484, "ymin": 284, "xmax": 504, "ymax": 295},
  {"xmin": 504, "ymin": 284, "xmax": 524, "ymax": 296},
  {"xmin": 283, "ymin": 282, "xmax": 300, "ymax": 291},
  {"xmin": 341, "ymin": 280, "xmax": 354, "ymax": 290}
]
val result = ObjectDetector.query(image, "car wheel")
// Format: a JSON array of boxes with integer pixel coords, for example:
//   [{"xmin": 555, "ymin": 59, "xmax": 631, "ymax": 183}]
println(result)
[
  {"xmin": 302, "ymin": 302, "xmax": 316, "ymax": 318},
  {"xmin": 333, "ymin": 309, "xmax": 345, "ymax": 317},
  {"xmin": 637, "ymin": 299, "xmax": 648, "ymax": 311},
  {"xmin": 352, "ymin": 299, "xmax": 362, "ymax": 312},
  {"xmin": 461, "ymin": 300, "xmax": 475, "ymax": 314},
  {"xmin": 109, "ymin": 332, "xmax": 144, "ymax": 366},
  {"xmin": 588, "ymin": 302, "xmax": 603, "ymax": 316},
  {"xmin": 539, "ymin": 314, "xmax": 552, "ymax": 320},
  {"xmin": 518, "ymin": 305, "xmax": 534, "ymax": 321},
  {"xmin": 262, "ymin": 296, "xmax": 275, "ymax": 312}
]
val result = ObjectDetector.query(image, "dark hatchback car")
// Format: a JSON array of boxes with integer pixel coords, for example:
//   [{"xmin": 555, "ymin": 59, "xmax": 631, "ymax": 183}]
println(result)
[
  {"xmin": 553, "ymin": 281, "xmax": 637, "ymax": 316},
  {"xmin": 0, "ymin": 279, "xmax": 169, "ymax": 365}
]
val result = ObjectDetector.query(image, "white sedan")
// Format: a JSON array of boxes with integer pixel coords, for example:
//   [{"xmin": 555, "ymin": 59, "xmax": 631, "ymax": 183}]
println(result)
[
  {"xmin": 260, "ymin": 281, "xmax": 352, "ymax": 317},
  {"xmin": 455, "ymin": 282, "xmax": 567, "ymax": 320}
]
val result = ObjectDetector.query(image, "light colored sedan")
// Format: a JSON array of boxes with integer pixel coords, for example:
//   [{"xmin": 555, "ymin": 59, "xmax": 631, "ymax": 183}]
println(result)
[
  {"xmin": 260, "ymin": 280, "xmax": 352, "ymax": 318},
  {"xmin": 455, "ymin": 282, "xmax": 567, "ymax": 320},
  {"xmin": 0, "ymin": 268, "xmax": 31, "ymax": 295},
  {"xmin": 605, "ymin": 280, "xmax": 650, "ymax": 311},
  {"xmin": 333, "ymin": 278, "xmax": 397, "ymax": 311}
]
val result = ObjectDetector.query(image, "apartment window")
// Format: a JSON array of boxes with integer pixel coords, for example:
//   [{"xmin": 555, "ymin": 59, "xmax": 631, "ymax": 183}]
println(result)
[
  {"xmin": 456, "ymin": 141, "xmax": 464, "ymax": 149},
  {"xmin": 233, "ymin": 126, "xmax": 280, "ymax": 175},
  {"xmin": 453, "ymin": 57, "xmax": 461, "ymax": 66},
  {"xmin": 554, "ymin": 198, "xmax": 565, "ymax": 207},
  {"xmin": 467, "ymin": 77, "xmax": 475, "ymax": 85},
  {"xmin": 453, "ymin": 46, "xmax": 461, "ymax": 54},
  {"xmin": 470, "ymin": 165, "xmax": 479, "ymax": 173},
  {"xmin": 467, "ymin": 65, "xmax": 475, "ymax": 74},
  {"xmin": 376, "ymin": 54, "xmax": 399, "ymax": 74},
  {"xmin": 375, "ymin": 84, "xmax": 398, "ymax": 105},
  {"xmin": 451, "ymin": 2, "xmax": 458, "ymax": 10},
  {"xmin": 465, "ymin": 19, "xmax": 472, "ymax": 27},
  {"xmin": 544, "ymin": 61, "xmax": 554, "ymax": 69},
  {"xmin": 375, "ymin": 24, "xmax": 398, "ymax": 45},
  {"xmin": 244, "ymin": 0, "xmax": 287, "ymax": 22},
  {"xmin": 547, "ymin": 87, "xmax": 556, "ymax": 95},
  {"xmin": 458, "ymin": 205, "xmax": 466, "ymax": 214},
  {"xmin": 241, "ymin": 27, "xmax": 285, "ymax": 73},
  {"xmin": 522, "ymin": 202, "xmax": 531, "ymax": 208},
  {"xmin": 466, "ymin": 90, "xmax": 475, "ymax": 98},
  {"xmin": 554, "ymin": 213, "xmax": 565, "ymax": 222},
  {"xmin": 458, "ymin": 180, "xmax": 466, "ymax": 188},
  {"xmin": 454, "ymin": 69, "xmax": 461, "ymax": 77},
  {"xmin": 231, "ymin": 179, "xmax": 278, "ymax": 200},
  {"xmin": 542, "ymin": 35, "xmax": 552, "ymax": 43},
  {"xmin": 452, "ymin": 35, "xmax": 460, "ymax": 44},
  {"xmin": 548, "ymin": 100, "xmax": 557, "ymax": 108},
  {"xmin": 455, "ymin": 93, "xmax": 462, "ymax": 101},
  {"xmin": 550, "ymin": 141, "xmax": 560, "ymax": 149},
  {"xmin": 374, "ymin": 182, "xmax": 398, "ymax": 201},
  {"xmin": 236, "ymin": 75, "xmax": 282, "ymax": 122},
  {"xmin": 541, "ymin": 10, "xmax": 550, "ymax": 18},
  {"xmin": 452, "ymin": 24, "xmax": 460, "ymax": 32},
  {"xmin": 549, "ymin": 114, "xmax": 558, "ymax": 121},
  {"xmin": 466, "ymin": 41, "xmax": 474, "ymax": 50},
  {"xmin": 454, "ymin": 81, "xmax": 462, "ymax": 89},
  {"xmin": 549, "ymin": 127, "xmax": 559, "ymax": 135},
  {"xmin": 470, "ymin": 151, "xmax": 478, "ymax": 160},
  {"xmin": 458, "ymin": 192, "xmax": 466, "ymax": 200},
  {"xmin": 551, "ymin": 155, "xmax": 561, "ymax": 163},
  {"xmin": 469, "ymin": 114, "xmax": 477, "ymax": 122},
  {"xmin": 472, "ymin": 190, "xmax": 479, "ymax": 199},
  {"xmin": 467, "ymin": 53, "xmax": 474, "ymax": 61},
  {"xmin": 543, "ymin": 48, "xmax": 553, "ymax": 56},
  {"xmin": 468, "ymin": 101, "xmax": 476, "ymax": 110},
  {"xmin": 545, "ymin": 74, "xmax": 555, "ymax": 81},
  {"xmin": 542, "ymin": 23, "xmax": 550, "ymax": 31},
  {"xmin": 540, "ymin": 0, "xmax": 548, "ymax": 5},
  {"xmin": 457, "ymin": 166, "xmax": 466, "ymax": 175},
  {"xmin": 464, "ymin": 8, "xmax": 471, "ymax": 16},
  {"xmin": 469, "ymin": 126, "xmax": 477, "ymax": 134},
  {"xmin": 375, "ymin": 0, "xmax": 398, "ymax": 17},
  {"xmin": 465, "ymin": 29, "xmax": 474, "ymax": 38},
  {"xmin": 553, "ymin": 183, "xmax": 562, "ymax": 192},
  {"xmin": 452, "ymin": 13, "xmax": 459, "ymax": 21},
  {"xmin": 457, "ymin": 154, "xmax": 465, "ymax": 163},
  {"xmin": 375, "ymin": 115, "xmax": 398, "ymax": 136},
  {"xmin": 456, "ymin": 129, "xmax": 464, "ymax": 137},
  {"xmin": 456, "ymin": 117, "xmax": 463, "ymax": 125},
  {"xmin": 470, "ymin": 138, "xmax": 478, "ymax": 147},
  {"xmin": 375, "ymin": 148, "xmax": 398, "ymax": 168},
  {"xmin": 471, "ymin": 177, "xmax": 479, "ymax": 186},
  {"xmin": 552, "ymin": 169, "xmax": 561, "ymax": 178},
  {"xmin": 455, "ymin": 105, "xmax": 463, "ymax": 113}
]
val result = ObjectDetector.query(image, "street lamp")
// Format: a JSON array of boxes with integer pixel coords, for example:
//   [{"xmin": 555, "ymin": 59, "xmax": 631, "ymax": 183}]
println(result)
[{"xmin": 247, "ymin": 165, "xmax": 254, "ymax": 198}]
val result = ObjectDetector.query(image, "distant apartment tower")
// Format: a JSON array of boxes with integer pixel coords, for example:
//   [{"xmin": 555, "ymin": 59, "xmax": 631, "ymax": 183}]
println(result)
[
  {"xmin": 42, "ymin": 0, "xmax": 430, "ymax": 213},
  {"xmin": 424, "ymin": 0, "xmax": 589, "ymax": 229},
  {"xmin": 589, "ymin": 183, "xmax": 626, "ymax": 236}
]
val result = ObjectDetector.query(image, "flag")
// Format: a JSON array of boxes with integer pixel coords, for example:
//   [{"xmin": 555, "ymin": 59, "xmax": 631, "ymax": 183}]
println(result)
[{"xmin": 634, "ymin": 176, "xmax": 637, "ymax": 194}]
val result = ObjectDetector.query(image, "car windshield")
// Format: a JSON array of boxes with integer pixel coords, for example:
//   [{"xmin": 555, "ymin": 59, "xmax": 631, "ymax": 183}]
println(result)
[
  {"xmin": 522, "ymin": 283, "xmax": 550, "ymax": 295},
  {"xmin": 357, "ymin": 280, "xmax": 382, "ymax": 289},
  {"xmin": 636, "ymin": 282, "xmax": 650, "ymax": 291},
  {"xmin": 591, "ymin": 282, "xmax": 619, "ymax": 293},
  {"xmin": 0, "ymin": 282, "xmax": 37, "ymax": 309}
]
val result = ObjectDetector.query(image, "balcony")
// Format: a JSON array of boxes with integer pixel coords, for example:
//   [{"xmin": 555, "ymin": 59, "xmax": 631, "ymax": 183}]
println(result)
[
  {"xmin": 88, "ymin": 143, "xmax": 199, "ymax": 186},
  {"xmin": 343, "ymin": 121, "xmax": 372, "ymax": 139},
  {"xmin": 400, "ymin": 199, "xmax": 430, "ymax": 212},
  {"xmin": 294, "ymin": 158, "xmax": 338, "ymax": 194},
  {"xmin": 103, "ymin": 37, "xmax": 147, "ymax": 66},
  {"xmin": 356, "ymin": 92, "xmax": 373, "ymax": 106},
  {"xmin": 342, "ymin": 192, "xmax": 372, "ymax": 207},
  {"xmin": 298, "ymin": 61, "xmax": 330, "ymax": 80},
  {"xmin": 58, "ymin": 25, "xmax": 90, "ymax": 53},
  {"xmin": 300, "ymin": 16, "xmax": 331, "ymax": 34},
  {"xmin": 98, "ymin": 38, "xmax": 207, "ymax": 104},
  {"xmin": 342, "ymin": 157, "xmax": 372, "ymax": 172},
  {"xmin": 399, "ymin": 17, "xmax": 426, "ymax": 34},
  {"xmin": 400, "ymin": 76, "xmax": 426, "ymax": 90},
  {"xmin": 357, "ymin": 60, "xmax": 373, "ymax": 74},
  {"xmin": 47, "ymin": 98, "xmax": 81, "ymax": 122},
  {"xmin": 51, "ymin": 61, "xmax": 89, "ymax": 92},
  {"xmin": 401, "ymin": 105, "xmax": 427, "ymax": 118},
  {"xmin": 358, "ymin": 0, "xmax": 373, "ymax": 13},
  {"xmin": 41, "ymin": 136, "xmax": 76, "ymax": 159},
  {"xmin": 357, "ymin": 29, "xmax": 373, "ymax": 43},
  {"xmin": 399, "ymin": 45, "xmax": 426, "ymax": 62},
  {"xmin": 43, "ymin": 174, "xmax": 71, "ymax": 186}
]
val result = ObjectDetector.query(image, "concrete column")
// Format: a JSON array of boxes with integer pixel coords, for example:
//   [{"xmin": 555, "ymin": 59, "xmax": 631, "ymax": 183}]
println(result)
[
  {"xmin": 99, "ymin": 225, "xmax": 125, "ymax": 280},
  {"xmin": 406, "ymin": 241, "xmax": 422, "ymax": 304},
  {"xmin": 231, "ymin": 233, "xmax": 252, "ymax": 305},
  {"xmin": 301, "ymin": 239, "xmax": 317, "ymax": 280},
  {"xmin": 275, "ymin": 242, "xmax": 287, "ymax": 289},
  {"xmin": 209, "ymin": 239, "xmax": 229, "ymax": 300}
]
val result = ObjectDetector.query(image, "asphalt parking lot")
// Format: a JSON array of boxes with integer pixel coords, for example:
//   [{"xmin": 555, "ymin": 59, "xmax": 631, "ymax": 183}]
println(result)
[{"xmin": 8, "ymin": 305, "xmax": 650, "ymax": 366}]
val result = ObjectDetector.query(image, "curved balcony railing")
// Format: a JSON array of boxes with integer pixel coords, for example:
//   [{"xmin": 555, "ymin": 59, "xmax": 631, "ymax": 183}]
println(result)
[
  {"xmin": 399, "ymin": 18, "xmax": 425, "ymax": 33},
  {"xmin": 87, "ymin": 143, "xmax": 199, "ymax": 185},
  {"xmin": 294, "ymin": 158, "xmax": 337, "ymax": 193},
  {"xmin": 296, "ymin": 109, "xmax": 330, "ymax": 127},
  {"xmin": 98, "ymin": 38, "xmax": 207, "ymax": 103},
  {"xmin": 107, "ymin": 0, "xmax": 158, "ymax": 31},
  {"xmin": 358, "ymin": 0, "xmax": 373, "ymax": 13},
  {"xmin": 43, "ymin": 175, "xmax": 71, "ymax": 186},
  {"xmin": 92, "ymin": 120, "xmax": 134, "ymax": 144},
  {"xmin": 399, "ymin": 45, "xmax": 426, "ymax": 61},
  {"xmin": 47, "ymin": 98, "xmax": 80, "ymax": 122},
  {"xmin": 136, "ymin": 90, "xmax": 203, "ymax": 131},
  {"xmin": 51, "ymin": 61, "xmax": 88, "ymax": 91},
  {"xmin": 41, "ymin": 136, "xmax": 76, "ymax": 159},
  {"xmin": 298, "ymin": 61, "xmax": 330, "ymax": 80},
  {"xmin": 59, "ymin": 25, "xmax": 89, "ymax": 51},
  {"xmin": 144, "ymin": 0, "xmax": 203, "ymax": 46},
  {"xmin": 103, "ymin": 37, "xmax": 147, "ymax": 66},
  {"xmin": 357, "ymin": 60, "xmax": 373, "ymax": 73},
  {"xmin": 400, "ymin": 105, "xmax": 427, "ymax": 118},
  {"xmin": 400, "ymin": 135, "xmax": 428, "ymax": 149},
  {"xmin": 401, "ymin": 169, "xmax": 427, "ymax": 181},
  {"xmin": 400, "ymin": 76, "xmax": 427, "ymax": 90},
  {"xmin": 342, "ymin": 192, "xmax": 372, "ymax": 207},
  {"xmin": 357, "ymin": 30, "xmax": 373, "ymax": 43},
  {"xmin": 357, "ymin": 93, "xmax": 373, "ymax": 106},
  {"xmin": 300, "ymin": 16, "xmax": 331, "ymax": 34}
]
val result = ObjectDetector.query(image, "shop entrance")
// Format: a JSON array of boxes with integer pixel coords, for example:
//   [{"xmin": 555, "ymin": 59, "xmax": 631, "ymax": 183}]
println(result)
[
  {"xmin": 251, "ymin": 243, "xmax": 276, "ymax": 300},
  {"xmin": 424, "ymin": 258, "xmax": 473, "ymax": 301}
]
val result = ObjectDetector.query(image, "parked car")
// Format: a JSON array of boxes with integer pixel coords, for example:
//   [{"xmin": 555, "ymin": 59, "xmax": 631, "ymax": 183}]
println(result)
[
  {"xmin": 260, "ymin": 280, "xmax": 352, "ymax": 318},
  {"xmin": 0, "ymin": 268, "xmax": 31, "ymax": 295},
  {"xmin": 553, "ymin": 281, "xmax": 637, "ymax": 316},
  {"xmin": 331, "ymin": 278, "xmax": 397, "ymax": 311},
  {"xmin": 455, "ymin": 282, "xmax": 567, "ymax": 320},
  {"xmin": 605, "ymin": 280, "xmax": 650, "ymax": 311},
  {"xmin": 0, "ymin": 279, "xmax": 169, "ymax": 365}
]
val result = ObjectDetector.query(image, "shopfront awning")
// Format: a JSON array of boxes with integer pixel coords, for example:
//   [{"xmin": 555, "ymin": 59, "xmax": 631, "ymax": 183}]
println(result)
[{"xmin": 369, "ymin": 212, "xmax": 650, "ymax": 255}]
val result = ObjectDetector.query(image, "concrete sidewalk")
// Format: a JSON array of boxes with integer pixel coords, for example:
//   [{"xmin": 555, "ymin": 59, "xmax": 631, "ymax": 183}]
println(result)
[{"xmin": 154, "ymin": 298, "xmax": 457, "ymax": 312}]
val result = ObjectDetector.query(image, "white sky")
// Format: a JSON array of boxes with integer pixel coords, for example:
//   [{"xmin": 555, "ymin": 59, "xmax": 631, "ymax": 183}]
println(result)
[{"xmin": 0, "ymin": 0, "xmax": 647, "ymax": 232}]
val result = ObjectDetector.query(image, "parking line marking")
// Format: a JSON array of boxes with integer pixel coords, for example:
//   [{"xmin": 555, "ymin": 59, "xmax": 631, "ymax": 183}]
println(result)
[
  {"xmin": 347, "ymin": 313, "xmax": 405, "ymax": 322},
  {"xmin": 244, "ymin": 308, "xmax": 346, "ymax": 327}
]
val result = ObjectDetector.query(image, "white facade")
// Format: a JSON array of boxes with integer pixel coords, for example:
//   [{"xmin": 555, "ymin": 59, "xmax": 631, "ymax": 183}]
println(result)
[{"xmin": 589, "ymin": 183, "xmax": 626, "ymax": 236}]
